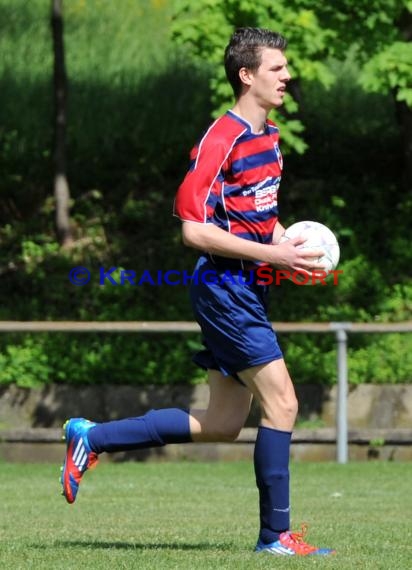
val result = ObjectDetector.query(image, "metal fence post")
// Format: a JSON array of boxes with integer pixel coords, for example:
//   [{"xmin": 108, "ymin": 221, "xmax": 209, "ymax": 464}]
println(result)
[{"xmin": 336, "ymin": 327, "xmax": 349, "ymax": 464}]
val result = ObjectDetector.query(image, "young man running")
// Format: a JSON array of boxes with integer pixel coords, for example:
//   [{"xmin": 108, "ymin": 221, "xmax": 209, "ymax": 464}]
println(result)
[{"xmin": 60, "ymin": 27, "xmax": 335, "ymax": 557}]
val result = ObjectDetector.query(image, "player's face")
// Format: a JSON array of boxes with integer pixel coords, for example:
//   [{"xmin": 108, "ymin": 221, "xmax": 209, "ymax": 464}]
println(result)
[{"xmin": 248, "ymin": 48, "xmax": 291, "ymax": 109}]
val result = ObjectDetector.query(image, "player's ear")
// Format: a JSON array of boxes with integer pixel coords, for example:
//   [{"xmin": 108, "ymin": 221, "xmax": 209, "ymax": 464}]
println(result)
[{"xmin": 238, "ymin": 67, "xmax": 253, "ymax": 87}]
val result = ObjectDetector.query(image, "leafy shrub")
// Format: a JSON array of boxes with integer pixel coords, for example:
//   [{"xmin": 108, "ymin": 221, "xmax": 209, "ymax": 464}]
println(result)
[{"xmin": 0, "ymin": 337, "xmax": 51, "ymax": 388}]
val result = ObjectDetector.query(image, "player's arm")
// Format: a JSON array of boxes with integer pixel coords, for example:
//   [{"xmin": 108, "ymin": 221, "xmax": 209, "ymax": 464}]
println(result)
[
  {"xmin": 182, "ymin": 221, "xmax": 324, "ymax": 272},
  {"xmin": 272, "ymin": 220, "xmax": 286, "ymax": 244}
]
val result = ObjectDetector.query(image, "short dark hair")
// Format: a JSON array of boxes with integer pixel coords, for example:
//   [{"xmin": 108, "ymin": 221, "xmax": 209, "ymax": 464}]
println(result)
[{"xmin": 224, "ymin": 27, "xmax": 287, "ymax": 98}]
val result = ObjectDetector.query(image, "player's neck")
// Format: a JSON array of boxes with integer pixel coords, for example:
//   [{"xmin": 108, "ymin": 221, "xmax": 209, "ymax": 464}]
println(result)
[{"xmin": 231, "ymin": 100, "xmax": 269, "ymax": 135}]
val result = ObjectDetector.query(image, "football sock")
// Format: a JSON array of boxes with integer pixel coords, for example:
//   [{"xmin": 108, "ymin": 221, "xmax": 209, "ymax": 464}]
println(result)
[
  {"xmin": 87, "ymin": 408, "xmax": 192, "ymax": 453},
  {"xmin": 254, "ymin": 425, "xmax": 292, "ymax": 544}
]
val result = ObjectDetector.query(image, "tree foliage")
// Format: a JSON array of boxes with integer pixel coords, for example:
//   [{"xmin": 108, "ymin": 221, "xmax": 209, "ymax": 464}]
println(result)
[
  {"xmin": 316, "ymin": 0, "xmax": 412, "ymax": 108},
  {"xmin": 172, "ymin": 0, "xmax": 412, "ymax": 153},
  {"xmin": 172, "ymin": 0, "xmax": 335, "ymax": 153}
]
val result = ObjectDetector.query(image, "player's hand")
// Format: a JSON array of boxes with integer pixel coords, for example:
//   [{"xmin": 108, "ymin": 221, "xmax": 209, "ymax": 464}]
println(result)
[{"xmin": 268, "ymin": 235, "xmax": 326, "ymax": 272}]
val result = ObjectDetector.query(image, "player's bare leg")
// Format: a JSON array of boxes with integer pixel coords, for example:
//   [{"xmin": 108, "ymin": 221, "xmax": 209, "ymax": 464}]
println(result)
[
  {"xmin": 189, "ymin": 369, "xmax": 253, "ymax": 442},
  {"xmin": 238, "ymin": 359, "xmax": 335, "ymax": 556},
  {"xmin": 239, "ymin": 359, "xmax": 297, "ymax": 431}
]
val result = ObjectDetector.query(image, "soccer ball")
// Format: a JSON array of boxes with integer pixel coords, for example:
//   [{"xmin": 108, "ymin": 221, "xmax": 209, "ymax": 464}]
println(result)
[{"xmin": 280, "ymin": 220, "xmax": 340, "ymax": 273}]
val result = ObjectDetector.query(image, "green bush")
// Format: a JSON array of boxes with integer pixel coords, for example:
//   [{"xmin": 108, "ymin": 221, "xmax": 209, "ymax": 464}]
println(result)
[
  {"xmin": 0, "ymin": 337, "xmax": 51, "ymax": 388},
  {"xmin": 348, "ymin": 333, "xmax": 412, "ymax": 384}
]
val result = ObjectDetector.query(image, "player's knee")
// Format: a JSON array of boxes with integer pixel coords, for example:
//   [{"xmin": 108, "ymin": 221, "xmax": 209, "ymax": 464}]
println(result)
[
  {"xmin": 264, "ymin": 393, "xmax": 298, "ymax": 425},
  {"xmin": 287, "ymin": 394, "xmax": 299, "ymax": 418},
  {"xmin": 282, "ymin": 393, "xmax": 298, "ymax": 421}
]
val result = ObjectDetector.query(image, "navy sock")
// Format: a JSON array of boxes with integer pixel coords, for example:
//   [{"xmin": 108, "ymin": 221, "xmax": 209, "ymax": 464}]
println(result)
[
  {"xmin": 254, "ymin": 426, "xmax": 292, "ymax": 544},
  {"xmin": 87, "ymin": 408, "xmax": 192, "ymax": 454}
]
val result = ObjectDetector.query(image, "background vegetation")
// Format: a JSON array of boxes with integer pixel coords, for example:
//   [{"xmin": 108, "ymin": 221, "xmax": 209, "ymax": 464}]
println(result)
[{"xmin": 0, "ymin": 0, "xmax": 411, "ymax": 387}]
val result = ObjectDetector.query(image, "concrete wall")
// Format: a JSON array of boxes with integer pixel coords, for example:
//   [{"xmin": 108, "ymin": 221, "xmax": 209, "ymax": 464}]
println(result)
[
  {"xmin": 1, "ymin": 383, "xmax": 412, "ymax": 462},
  {"xmin": 1, "ymin": 383, "xmax": 412, "ymax": 429}
]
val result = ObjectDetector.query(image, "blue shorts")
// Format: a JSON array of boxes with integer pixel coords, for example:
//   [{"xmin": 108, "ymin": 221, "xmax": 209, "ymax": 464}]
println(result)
[{"xmin": 189, "ymin": 255, "xmax": 283, "ymax": 380}]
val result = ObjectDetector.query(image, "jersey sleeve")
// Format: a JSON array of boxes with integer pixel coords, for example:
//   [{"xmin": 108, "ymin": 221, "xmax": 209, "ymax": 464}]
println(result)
[{"xmin": 173, "ymin": 138, "xmax": 230, "ymax": 223}]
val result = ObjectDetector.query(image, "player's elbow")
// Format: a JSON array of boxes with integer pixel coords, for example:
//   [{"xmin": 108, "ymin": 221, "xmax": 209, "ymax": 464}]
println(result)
[
  {"xmin": 181, "ymin": 221, "xmax": 205, "ymax": 250},
  {"xmin": 181, "ymin": 222, "xmax": 193, "ymax": 247}
]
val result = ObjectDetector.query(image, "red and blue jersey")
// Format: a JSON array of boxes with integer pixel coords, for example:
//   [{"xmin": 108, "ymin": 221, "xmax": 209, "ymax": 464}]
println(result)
[{"xmin": 174, "ymin": 110, "xmax": 283, "ymax": 245}]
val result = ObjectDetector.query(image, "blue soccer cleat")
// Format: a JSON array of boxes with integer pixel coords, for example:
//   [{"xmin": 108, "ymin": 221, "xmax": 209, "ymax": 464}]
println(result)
[
  {"xmin": 255, "ymin": 524, "xmax": 336, "ymax": 556},
  {"xmin": 60, "ymin": 418, "xmax": 98, "ymax": 504}
]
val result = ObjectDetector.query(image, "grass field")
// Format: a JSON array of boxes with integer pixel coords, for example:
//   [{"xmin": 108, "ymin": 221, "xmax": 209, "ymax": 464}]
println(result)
[{"xmin": 0, "ymin": 461, "xmax": 411, "ymax": 569}]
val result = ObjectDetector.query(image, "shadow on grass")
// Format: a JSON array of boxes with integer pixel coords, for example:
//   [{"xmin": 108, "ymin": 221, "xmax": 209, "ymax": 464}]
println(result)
[{"xmin": 30, "ymin": 540, "xmax": 234, "ymax": 551}]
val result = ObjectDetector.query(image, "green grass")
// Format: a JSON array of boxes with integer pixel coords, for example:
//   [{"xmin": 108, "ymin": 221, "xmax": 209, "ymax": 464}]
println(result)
[{"xmin": 0, "ymin": 461, "xmax": 411, "ymax": 569}]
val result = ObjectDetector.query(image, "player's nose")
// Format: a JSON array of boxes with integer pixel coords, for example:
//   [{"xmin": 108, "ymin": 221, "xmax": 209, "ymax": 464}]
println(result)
[{"xmin": 282, "ymin": 68, "xmax": 291, "ymax": 82}]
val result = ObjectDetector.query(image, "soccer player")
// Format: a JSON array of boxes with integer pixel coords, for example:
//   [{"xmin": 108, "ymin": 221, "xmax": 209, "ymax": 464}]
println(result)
[{"xmin": 60, "ymin": 27, "xmax": 335, "ymax": 557}]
